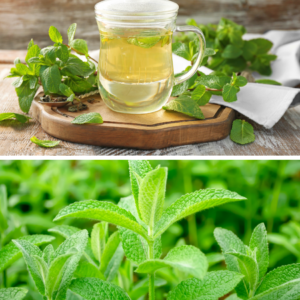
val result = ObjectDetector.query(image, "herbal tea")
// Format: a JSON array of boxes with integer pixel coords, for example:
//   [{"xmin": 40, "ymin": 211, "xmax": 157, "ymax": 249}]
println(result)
[{"xmin": 98, "ymin": 28, "xmax": 174, "ymax": 114}]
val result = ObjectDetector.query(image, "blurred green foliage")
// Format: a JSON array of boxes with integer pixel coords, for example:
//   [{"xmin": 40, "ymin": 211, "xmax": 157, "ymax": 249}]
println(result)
[{"xmin": 0, "ymin": 160, "xmax": 300, "ymax": 298}]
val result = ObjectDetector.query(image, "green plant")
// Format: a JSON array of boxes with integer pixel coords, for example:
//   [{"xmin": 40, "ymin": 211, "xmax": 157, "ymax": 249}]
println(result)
[
  {"xmin": 214, "ymin": 223, "xmax": 300, "ymax": 299},
  {"xmin": 174, "ymin": 18, "xmax": 277, "ymax": 77},
  {"xmin": 53, "ymin": 160, "xmax": 247, "ymax": 299},
  {"xmin": 0, "ymin": 287, "xmax": 28, "ymax": 299},
  {"xmin": 6, "ymin": 24, "xmax": 97, "ymax": 113}
]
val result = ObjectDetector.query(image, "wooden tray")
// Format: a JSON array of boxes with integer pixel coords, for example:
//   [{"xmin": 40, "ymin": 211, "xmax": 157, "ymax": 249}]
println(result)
[{"xmin": 31, "ymin": 92, "xmax": 235, "ymax": 150}]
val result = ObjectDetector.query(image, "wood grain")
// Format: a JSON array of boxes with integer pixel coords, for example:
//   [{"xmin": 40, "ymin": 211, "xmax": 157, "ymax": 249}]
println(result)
[
  {"xmin": 1, "ymin": 65, "xmax": 300, "ymax": 156},
  {"xmin": 0, "ymin": 0, "xmax": 299, "ymax": 50},
  {"xmin": 30, "ymin": 92, "xmax": 235, "ymax": 150}
]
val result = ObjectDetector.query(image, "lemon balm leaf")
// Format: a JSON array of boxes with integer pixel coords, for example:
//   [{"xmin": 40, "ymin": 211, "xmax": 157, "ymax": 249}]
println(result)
[{"xmin": 30, "ymin": 136, "xmax": 60, "ymax": 148}]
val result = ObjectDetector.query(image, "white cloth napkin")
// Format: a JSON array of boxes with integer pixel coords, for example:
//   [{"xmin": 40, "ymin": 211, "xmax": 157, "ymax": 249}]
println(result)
[{"xmin": 90, "ymin": 30, "xmax": 300, "ymax": 129}]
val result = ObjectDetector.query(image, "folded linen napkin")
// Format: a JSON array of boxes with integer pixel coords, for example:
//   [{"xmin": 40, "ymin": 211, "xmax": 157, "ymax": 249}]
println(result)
[{"xmin": 90, "ymin": 30, "xmax": 300, "ymax": 129}]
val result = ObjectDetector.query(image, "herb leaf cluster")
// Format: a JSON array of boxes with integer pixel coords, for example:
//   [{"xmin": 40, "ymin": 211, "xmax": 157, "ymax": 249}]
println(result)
[{"xmin": 7, "ymin": 24, "xmax": 97, "ymax": 113}]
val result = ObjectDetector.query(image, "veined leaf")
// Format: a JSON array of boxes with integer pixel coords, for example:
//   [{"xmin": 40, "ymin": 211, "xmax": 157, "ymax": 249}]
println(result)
[
  {"xmin": 91, "ymin": 222, "xmax": 107, "ymax": 263},
  {"xmin": 230, "ymin": 119, "xmax": 255, "ymax": 145},
  {"xmin": 250, "ymin": 223, "xmax": 269, "ymax": 280},
  {"xmin": 69, "ymin": 278, "xmax": 131, "ymax": 300},
  {"xmin": 43, "ymin": 244, "xmax": 55, "ymax": 265},
  {"xmin": 0, "ymin": 288, "xmax": 28, "ymax": 300},
  {"xmin": 12, "ymin": 239, "xmax": 46, "ymax": 295},
  {"xmin": 167, "ymin": 271, "xmax": 244, "ymax": 300},
  {"xmin": 71, "ymin": 112, "xmax": 103, "ymax": 125},
  {"xmin": 33, "ymin": 255, "xmax": 48, "ymax": 285},
  {"xmin": 214, "ymin": 227, "xmax": 248, "ymax": 299},
  {"xmin": 46, "ymin": 253, "xmax": 74, "ymax": 299},
  {"xmin": 138, "ymin": 167, "xmax": 168, "ymax": 230},
  {"xmin": 53, "ymin": 230, "xmax": 88, "ymax": 259},
  {"xmin": 0, "ymin": 235, "xmax": 55, "ymax": 273},
  {"xmin": 49, "ymin": 26, "xmax": 63, "ymax": 43},
  {"xmin": 227, "ymin": 252, "xmax": 259, "ymax": 297},
  {"xmin": 104, "ymin": 243, "xmax": 124, "ymax": 282},
  {"xmin": 30, "ymin": 136, "xmax": 60, "ymax": 148},
  {"xmin": 154, "ymin": 189, "xmax": 246, "ymax": 238},
  {"xmin": 54, "ymin": 200, "xmax": 148, "ymax": 240},
  {"xmin": 68, "ymin": 23, "xmax": 77, "ymax": 44},
  {"xmin": 40, "ymin": 64, "xmax": 61, "ymax": 94},
  {"xmin": 99, "ymin": 231, "xmax": 121, "ymax": 274},
  {"xmin": 74, "ymin": 261, "xmax": 105, "ymax": 280},
  {"xmin": 136, "ymin": 245, "xmax": 208, "ymax": 279},
  {"xmin": 128, "ymin": 160, "xmax": 153, "ymax": 218},
  {"xmin": 70, "ymin": 39, "xmax": 89, "ymax": 56},
  {"xmin": 255, "ymin": 264, "xmax": 300, "ymax": 295}
]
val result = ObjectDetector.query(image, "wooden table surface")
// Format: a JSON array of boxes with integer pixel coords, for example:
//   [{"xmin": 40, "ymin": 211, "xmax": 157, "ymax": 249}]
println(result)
[{"xmin": 1, "ymin": 53, "xmax": 300, "ymax": 156}]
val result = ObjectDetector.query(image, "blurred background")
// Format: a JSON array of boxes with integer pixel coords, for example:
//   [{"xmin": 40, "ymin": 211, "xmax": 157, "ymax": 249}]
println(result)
[
  {"xmin": 1, "ymin": 160, "xmax": 300, "ymax": 299},
  {"xmin": 0, "ymin": 0, "xmax": 299, "ymax": 50}
]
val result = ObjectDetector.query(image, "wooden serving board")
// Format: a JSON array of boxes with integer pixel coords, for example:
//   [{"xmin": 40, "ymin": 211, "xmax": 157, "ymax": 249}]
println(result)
[{"xmin": 31, "ymin": 92, "xmax": 235, "ymax": 150}]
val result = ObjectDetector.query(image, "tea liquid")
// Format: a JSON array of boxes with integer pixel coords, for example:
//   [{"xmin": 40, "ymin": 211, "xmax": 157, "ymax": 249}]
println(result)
[{"xmin": 98, "ymin": 28, "xmax": 174, "ymax": 114}]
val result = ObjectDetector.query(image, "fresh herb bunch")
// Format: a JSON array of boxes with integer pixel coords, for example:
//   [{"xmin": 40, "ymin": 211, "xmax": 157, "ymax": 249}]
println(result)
[
  {"xmin": 215, "ymin": 224, "xmax": 300, "ymax": 299},
  {"xmin": 174, "ymin": 18, "xmax": 277, "ymax": 76},
  {"xmin": 6, "ymin": 24, "xmax": 98, "ymax": 113}
]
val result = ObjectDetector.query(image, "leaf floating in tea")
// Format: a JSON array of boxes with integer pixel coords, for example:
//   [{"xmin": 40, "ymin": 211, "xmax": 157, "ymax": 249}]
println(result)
[
  {"xmin": 0, "ymin": 113, "xmax": 31, "ymax": 123},
  {"xmin": 163, "ymin": 96, "xmax": 205, "ymax": 120},
  {"xmin": 71, "ymin": 112, "xmax": 103, "ymax": 125},
  {"xmin": 230, "ymin": 119, "xmax": 255, "ymax": 145},
  {"xmin": 127, "ymin": 36, "xmax": 162, "ymax": 49},
  {"xmin": 30, "ymin": 136, "xmax": 60, "ymax": 148}
]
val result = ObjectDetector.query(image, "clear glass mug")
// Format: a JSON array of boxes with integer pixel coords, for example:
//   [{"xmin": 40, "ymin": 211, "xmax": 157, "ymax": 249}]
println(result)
[{"xmin": 95, "ymin": 0, "xmax": 206, "ymax": 114}]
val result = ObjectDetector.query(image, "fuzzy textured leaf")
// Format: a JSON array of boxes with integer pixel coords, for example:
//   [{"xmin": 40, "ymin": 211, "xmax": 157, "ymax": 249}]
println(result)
[
  {"xmin": 167, "ymin": 271, "xmax": 244, "ymax": 300},
  {"xmin": 250, "ymin": 223, "xmax": 269, "ymax": 280},
  {"xmin": 91, "ymin": 222, "xmax": 107, "ymax": 263},
  {"xmin": 54, "ymin": 200, "xmax": 148, "ymax": 240},
  {"xmin": 0, "ymin": 235, "xmax": 55, "ymax": 273},
  {"xmin": 154, "ymin": 189, "xmax": 246, "ymax": 238},
  {"xmin": 0, "ymin": 288, "xmax": 28, "ymax": 300},
  {"xmin": 136, "ymin": 245, "xmax": 208, "ymax": 279},
  {"xmin": 75, "ymin": 261, "xmax": 105, "ymax": 280}
]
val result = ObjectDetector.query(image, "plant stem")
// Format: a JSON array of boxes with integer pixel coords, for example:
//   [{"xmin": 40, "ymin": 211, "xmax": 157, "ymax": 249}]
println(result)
[{"xmin": 148, "ymin": 241, "xmax": 155, "ymax": 300}]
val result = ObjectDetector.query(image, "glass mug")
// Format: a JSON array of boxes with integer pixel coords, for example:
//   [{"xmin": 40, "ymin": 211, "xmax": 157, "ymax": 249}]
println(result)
[{"xmin": 95, "ymin": 0, "xmax": 206, "ymax": 114}]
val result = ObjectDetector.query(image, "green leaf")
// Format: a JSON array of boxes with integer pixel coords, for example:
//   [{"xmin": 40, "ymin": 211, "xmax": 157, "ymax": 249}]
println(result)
[
  {"xmin": 15, "ymin": 63, "xmax": 30, "ymax": 75},
  {"xmin": 43, "ymin": 244, "xmax": 55, "ymax": 266},
  {"xmin": 0, "ymin": 112, "xmax": 31, "ymax": 124},
  {"xmin": 74, "ymin": 260, "xmax": 105, "ymax": 280},
  {"xmin": 40, "ymin": 64, "xmax": 61, "ymax": 94},
  {"xmin": 59, "ymin": 83, "xmax": 74, "ymax": 97},
  {"xmin": 70, "ymin": 39, "xmax": 89, "ymax": 56},
  {"xmin": 223, "ymin": 83, "xmax": 239, "ymax": 102},
  {"xmin": 33, "ymin": 255, "xmax": 48, "ymax": 285},
  {"xmin": 191, "ymin": 85, "xmax": 206, "ymax": 101},
  {"xmin": 54, "ymin": 200, "xmax": 149, "ymax": 240},
  {"xmin": 197, "ymin": 75, "xmax": 231, "ymax": 90},
  {"xmin": 154, "ymin": 189, "xmax": 246, "ymax": 238},
  {"xmin": 235, "ymin": 76, "xmax": 248, "ymax": 87},
  {"xmin": 16, "ymin": 80, "xmax": 38, "ymax": 113},
  {"xmin": 69, "ymin": 278, "xmax": 131, "ymax": 300},
  {"xmin": 167, "ymin": 271, "xmax": 244, "ymax": 300},
  {"xmin": 91, "ymin": 222, "xmax": 107, "ymax": 263},
  {"xmin": 56, "ymin": 44, "xmax": 69, "ymax": 63},
  {"xmin": 227, "ymin": 252, "xmax": 259, "ymax": 297},
  {"xmin": 242, "ymin": 40, "xmax": 258, "ymax": 61},
  {"xmin": 172, "ymin": 42, "xmax": 193, "ymax": 61},
  {"xmin": 46, "ymin": 253, "xmax": 74, "ymax": 299},
  {"xmin": 128, "ymin": 36, "xmax": 161, "ymax": 49},
  {"xmin": 104, "ymin": 243, "xmax": 124, "ymax": 281},
  {"xmin": 45, "ymin": 46, "xmax": 57, "ymax": 64},
  {"xmin": 29, "ymin": 76, "xmax": 38, "ymax": 89},
  {"xmin": 214, "ymin": 227, "xmax": 248, "ymax": 299},
  {"xmin": 138, "ymin": 167, "xmax": 168, "ymax": 229},
  {"xmin": 27, "ymin": 39, "xmax": 34, "ymax": 50},
  {"xmin": 250, "ymin": 223, "xmax": 269, "ymax": 281},
  {"xmin": 12, "ymin": 77, "xmax": 24, "ymax": 88},
  {"xmin": 171, "ymin": 71, "xmax": 197, "ymax": 97},
  {"xmin": 163, "ymin": 96, "xmax": 205, "ymax": 120},
  {"xmin": 251, "ymin": 38, "xmax": 273, "ymax": 55},
  {"xmin": 229, "ymin": 30, "xmax": 244, "ymax": 48},
  {"xmin": 71, "ymin": 112, "xmax": 103, "ymax": 125},
  {"xmin": 67, "ymin": 94, "xmax": 75, "ymax": 102},
  {"xmin": 222, "ymin": 45, "xmax": 243, "ymax": 59},
  {"xmin": 195, "ymin": 91, "xmax": 212, "ymax": 106},
  {"xmin": 63, "ymin": 56, "xmax": 94, "ymax": 77},
  {"xmin": 63, "ymin": 76, "xmax": 93, "ymax": 94},
  {"xmin": 230, "ymin": 119, "xmax": 255, "ymax": 145},
  {"xmin": 53, "ymin": 230, "xmax": 88, "ymax": 259},
  {"xmin": 30, "ymin": 136, "xmax": 60, "ymax": 148},
  {"xmin": 12, "ymin": 239, "xmax": 46, "ymax": 295},
  {"xmin": 0, "ymin": 235, "xmax": 55, "ymax": 273},
  {"xmin": 128, "ymin": 160, "xmax": 153, "ymax": 216},
  {"xmin": 68, "ymin": 23, "xmax": 77, "ymax": 44},
  {"xmin": 0, "ymin": 288, "xmax": 28, "ymax": 300},
  {"xmin": 255, "ymin": 264, "xmax": 300, "ymax": 296},
  {"xmin": 255, "ymin": 79, "xmax": 282, "ymax": 86},
  {"xmin": 49, "ymin": 26, "xmax": 63, "ymax": 43},
  {"xmin": 136, "ymin": 245, "xmax": 208, "ymax": 279}
]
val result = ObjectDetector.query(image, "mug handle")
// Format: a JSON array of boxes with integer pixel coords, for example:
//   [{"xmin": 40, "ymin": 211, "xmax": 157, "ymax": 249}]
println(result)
[{"xmin": 174, "ymin": 26, "xmax": 206, "ymax": 85}]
